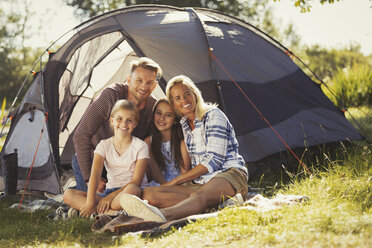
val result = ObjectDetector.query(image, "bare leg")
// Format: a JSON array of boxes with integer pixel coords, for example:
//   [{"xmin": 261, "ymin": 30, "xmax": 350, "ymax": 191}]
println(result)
[
  {"xmin": 142, "ymin": 185, "xmax": 195, "ymax": 208},
  {"xmin": 63, "ymin": 188, "xmax": 102, "ymax": 215},
  {"xmin": 63, "ymin": 189, "xmax": 88, "ymax": 210},
  {"xmin": 160, "ymin": 178, "xmax": 236, "ymax": 221},
  {"xmin": 111, "ymin": 183, "xmax": 142, "ymax": 210}
]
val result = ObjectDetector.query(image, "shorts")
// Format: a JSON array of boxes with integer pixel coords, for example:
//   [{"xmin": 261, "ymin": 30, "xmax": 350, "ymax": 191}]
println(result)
[
  {"xmin": 182, "ymin": 167, "xmax": 248, "ymax": 197},
  {"xmin": 97, "ymin": 187, "xmax": 121, "ymax": 198}
]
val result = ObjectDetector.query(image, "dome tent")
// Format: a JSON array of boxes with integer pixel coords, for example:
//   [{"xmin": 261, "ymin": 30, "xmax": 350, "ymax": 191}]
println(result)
[{"xmin": 0, "ymin": 5, "xmax": 362, "ymax": 194}]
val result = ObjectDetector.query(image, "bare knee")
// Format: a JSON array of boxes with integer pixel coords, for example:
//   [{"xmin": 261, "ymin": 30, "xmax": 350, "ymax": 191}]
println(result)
[
  {"xmin": 63, "ymin": 189, "xmax": 74, "ymax": 205},
  {"xmin": 189, "ymin": 191, "xmax": 209, "ymax": 210},
  {"xmin": 122, "ymin": 183, "xmax": 141, "ymax": 197},
  {"xmin": 142, "ymin": 187, "xmax": 159, "ymax": 205}
]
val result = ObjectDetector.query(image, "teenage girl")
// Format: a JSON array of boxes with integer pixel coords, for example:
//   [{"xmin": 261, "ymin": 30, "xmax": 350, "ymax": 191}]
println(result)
[
  {"xmin": 145, "ymin": 98, "xmax": 190, "ymax": 185},
  {"xmin": 63, "ymin": 100, "xmax": 149, "ymax": 217}
]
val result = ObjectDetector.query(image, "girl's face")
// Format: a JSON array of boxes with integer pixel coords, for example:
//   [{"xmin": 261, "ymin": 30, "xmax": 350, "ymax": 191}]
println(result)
[
  {"xmin": 111, "ymin": 109, "xmax": 137, "ymax": 137},
  {"xmin": 170, "ymin": 83, "xmax": 196, "ymax": 118},
  {"xmin": 154, "ymin": 102, "xmax": 176, "ymax": 132}
]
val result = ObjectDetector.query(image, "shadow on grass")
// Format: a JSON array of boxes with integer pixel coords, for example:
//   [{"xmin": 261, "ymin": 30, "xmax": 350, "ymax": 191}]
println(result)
[{"xmin": 0, "ymin": 195, "xmax": 117, "ymax": 247}]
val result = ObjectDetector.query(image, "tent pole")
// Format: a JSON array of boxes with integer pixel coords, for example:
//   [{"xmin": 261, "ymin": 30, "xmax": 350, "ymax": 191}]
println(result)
[
  {"xmin": 185, "ymin": 8, "xmax": 227, "ymax": 112},
  {"xmin": 39, "ymin": 55, "xmax": 63, "ymax": 194},
  {"xmin": 216, "ymin": 81, "xmax": 227, "ymax": 112}
]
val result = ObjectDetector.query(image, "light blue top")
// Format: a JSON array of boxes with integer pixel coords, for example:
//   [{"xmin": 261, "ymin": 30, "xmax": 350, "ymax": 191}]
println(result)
[
  {"xmin": 160, "ymin": 140, "xmax": 180, "ymax": 182},
  {"xmin": 147, "ymin": 140, "xmax": 180, "ymax": 187}
]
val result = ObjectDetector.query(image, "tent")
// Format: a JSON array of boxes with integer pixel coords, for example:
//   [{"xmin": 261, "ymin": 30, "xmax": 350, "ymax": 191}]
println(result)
[{"xmin": 0, "ymin": 5, "xmax": 362, "ymax": 194}]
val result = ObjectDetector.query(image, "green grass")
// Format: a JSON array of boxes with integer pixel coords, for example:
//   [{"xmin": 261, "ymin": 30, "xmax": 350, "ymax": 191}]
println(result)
[
  {"xmin": 323, "ymin": 64, "xmax": 372, "ymax": 108},
  {"xmin": 0, "ymin": 106, "xmax": 371, "ymax": 247},
  {"xmin": 0, "ymin": 198, "xmax": 116, "ymax": 247},
  {"xmin": 345, "ymin": 105, "xmax": 372, "ymax": 142}
]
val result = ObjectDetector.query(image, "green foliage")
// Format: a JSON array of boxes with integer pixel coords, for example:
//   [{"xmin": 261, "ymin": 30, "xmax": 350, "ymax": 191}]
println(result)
[
  {"xmin": 325, "ymin": 64, "xmax": 372, "ymax": 108},
  {"xmin": 1, "ymin": 98, "xmax": 8, "ymax": 150},
  {"xmin": 0, "ymin": 1, "xmax": 43, "ymax": 108},
  {"xmin": 0, "ymin": 98, "xmax": 6, "ymax": 121},
  {"xmin": 345, "ymin": 106, "xmax": 372, "ymax": 142},
  {"xmin": 299, "ymin": 43, "xmax": 369, "ymax": 82},
  {"xmin": 274, "ymin": 0, "xmax": 340, "ymax": 12}
]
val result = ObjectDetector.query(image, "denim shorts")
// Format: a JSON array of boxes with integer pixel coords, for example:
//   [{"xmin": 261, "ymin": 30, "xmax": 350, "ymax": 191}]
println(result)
[{"xmin": 97, "ymin": 187, "xmax": 121, "ymax": 198}]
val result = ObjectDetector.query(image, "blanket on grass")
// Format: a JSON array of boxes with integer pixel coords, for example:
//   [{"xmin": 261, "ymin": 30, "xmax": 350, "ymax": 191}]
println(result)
[
  {"xmin": 10, "ymin": 193, "xmax": 309, "ymax": 235},
  {"xmin": 9, "ymin": 194, "xmax": 71, "ymax": 220},
  {"xmin": 91, "ymin": 194, "xmax": 309, "ymax": 236}
]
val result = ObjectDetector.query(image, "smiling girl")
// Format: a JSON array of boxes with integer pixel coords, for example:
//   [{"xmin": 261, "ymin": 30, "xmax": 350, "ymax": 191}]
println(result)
[
  {"xmin": 63, "ymin": 100, "xmax": 149, "ymax": 217},
  {"xmin": 145, "ymin": 98, "xmax": 190, "ymax": 186}
]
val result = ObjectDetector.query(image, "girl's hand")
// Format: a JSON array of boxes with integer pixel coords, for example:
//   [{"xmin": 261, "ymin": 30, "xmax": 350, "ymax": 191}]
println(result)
[
  {"xmin": 80, "ymin": 202, "xmax": 96, "ymax": 218},
  {"xmin": 97, "ymin": 194, "xmax": 114, "ymax": 214},
  {"xmin": 96, "ymin": 178, "xmax": 106, "ymax": 193}
]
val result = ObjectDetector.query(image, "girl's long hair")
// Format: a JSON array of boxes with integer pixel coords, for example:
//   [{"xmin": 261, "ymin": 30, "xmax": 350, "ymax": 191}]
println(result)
[{"xmin": 151, "ymin": 98, "xmax": 184, "ymax": 172}]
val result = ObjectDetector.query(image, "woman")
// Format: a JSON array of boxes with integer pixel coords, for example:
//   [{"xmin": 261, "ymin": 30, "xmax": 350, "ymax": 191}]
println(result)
[{"xmin": 119, "ymin": 75, "xmax": 248, "ymax": 222}]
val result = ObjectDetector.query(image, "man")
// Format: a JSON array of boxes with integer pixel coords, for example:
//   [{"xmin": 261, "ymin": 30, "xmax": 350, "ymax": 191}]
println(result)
[{"xmin": 72, "ymin": 57, "xmax": 162, "ymax": 192}]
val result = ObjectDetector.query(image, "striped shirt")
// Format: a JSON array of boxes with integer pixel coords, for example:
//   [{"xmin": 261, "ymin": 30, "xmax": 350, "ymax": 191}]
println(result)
[
  {"xmin": 73, "ymin": 83, "xmax": 156, "ymax": 180},
  {"xmin": 180, "ymin": 107, "xmax": 247, "ymax": 184}
]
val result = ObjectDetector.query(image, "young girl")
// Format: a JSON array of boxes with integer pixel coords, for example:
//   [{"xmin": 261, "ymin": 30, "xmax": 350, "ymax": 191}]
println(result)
[
  {"xmin": 145, "ymin": 98, "xmax": 190, "ymax": 185},
  {"xmin": 63, "ymin": 100, "xmax": 149, "ymax": 217}
]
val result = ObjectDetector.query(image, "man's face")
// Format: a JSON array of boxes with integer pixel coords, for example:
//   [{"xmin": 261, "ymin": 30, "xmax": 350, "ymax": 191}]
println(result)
[{"xmin": 127, "ymin": 67, "xmax": 158, "ymax": 104}]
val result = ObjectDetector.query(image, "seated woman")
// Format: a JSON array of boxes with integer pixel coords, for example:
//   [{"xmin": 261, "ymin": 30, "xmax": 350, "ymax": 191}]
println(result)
[
  {"xmin": 145, "ymin": 98, "xmax": 190, "ymax": 185},
  {"xmin": 119, "ymin": 75, "xmax": 248, "ymax": 222}
]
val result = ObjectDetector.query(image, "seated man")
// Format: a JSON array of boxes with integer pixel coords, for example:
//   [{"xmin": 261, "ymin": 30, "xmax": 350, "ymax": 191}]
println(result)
[{"xmin": 72, "ymin": 57, "xmax": 162, "ymax": 192}]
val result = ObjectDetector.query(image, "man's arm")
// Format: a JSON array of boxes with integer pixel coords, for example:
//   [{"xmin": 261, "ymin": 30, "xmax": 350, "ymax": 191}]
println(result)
[{"xmin": 73, "ymin": 87, "xmax": 120, "ymax": 180}]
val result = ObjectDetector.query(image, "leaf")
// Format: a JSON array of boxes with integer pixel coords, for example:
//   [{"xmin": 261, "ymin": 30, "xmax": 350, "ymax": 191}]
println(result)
[{"xmin": 0, "ymin": 98, "xmax": 6, "ymax": 120}]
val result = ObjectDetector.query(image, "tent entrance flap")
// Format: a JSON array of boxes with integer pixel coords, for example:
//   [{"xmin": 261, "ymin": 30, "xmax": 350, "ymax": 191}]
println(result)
[{"xmin": 58, "ymin": 37, "xmax": 165, "ymax": 165}]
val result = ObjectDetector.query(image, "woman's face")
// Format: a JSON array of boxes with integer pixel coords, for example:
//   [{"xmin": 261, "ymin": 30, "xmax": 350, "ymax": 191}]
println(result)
[
  {"xmin": 170, "ymin": 83, "xmax": 197, "ymax": 118},
  {"xmin": 154, "ymin": 102, "xmax": 176, "ymax": 132}
]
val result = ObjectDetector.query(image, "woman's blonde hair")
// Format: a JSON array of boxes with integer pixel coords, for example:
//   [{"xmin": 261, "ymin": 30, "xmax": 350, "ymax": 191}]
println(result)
[
  {"xmin": 166, "ymin": 75, "xmax": 216, "ymax": 119},
  {"xmin": 110, "ymin": 99, "xmax": 139, "ymax": 123}
]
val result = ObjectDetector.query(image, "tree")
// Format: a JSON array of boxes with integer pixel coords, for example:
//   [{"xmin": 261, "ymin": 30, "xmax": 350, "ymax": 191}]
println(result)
[
  {"xmin": 0, "ymin": 0, "xmax": 41, "ymax": 107},
  {"xmin": 299, "ymin": 43, "xmax": 370, "ymax": 82},
  {"xmin": 274, "ymin": 0, "xmax": 340, "ymax": 12}
]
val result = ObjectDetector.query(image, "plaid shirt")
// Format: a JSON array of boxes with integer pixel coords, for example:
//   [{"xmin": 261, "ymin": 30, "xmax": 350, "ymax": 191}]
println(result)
[{"xmin": 180, "ymin": 107, "xmax": 247, "ymax": 184}]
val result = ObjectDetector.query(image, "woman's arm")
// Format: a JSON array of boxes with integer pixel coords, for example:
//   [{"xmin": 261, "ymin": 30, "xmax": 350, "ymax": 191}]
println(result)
[
  {"xmin": 197, "ymin": 109, "xmax": 230, "ymax": 173},
  {"xmin": 162, "ymin": 164, "xmax": 208, "ymax": 186},
  {"xmin": 164, "ymin": 110, "xmax": 229, "ymax": 186},
  {"xmin": 179, "ymin": 140, "xmax": 191, "ymax": 175},
  {"xmin": 80, "ymin": 153, "xmax": 104, "ymax": 217}
]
